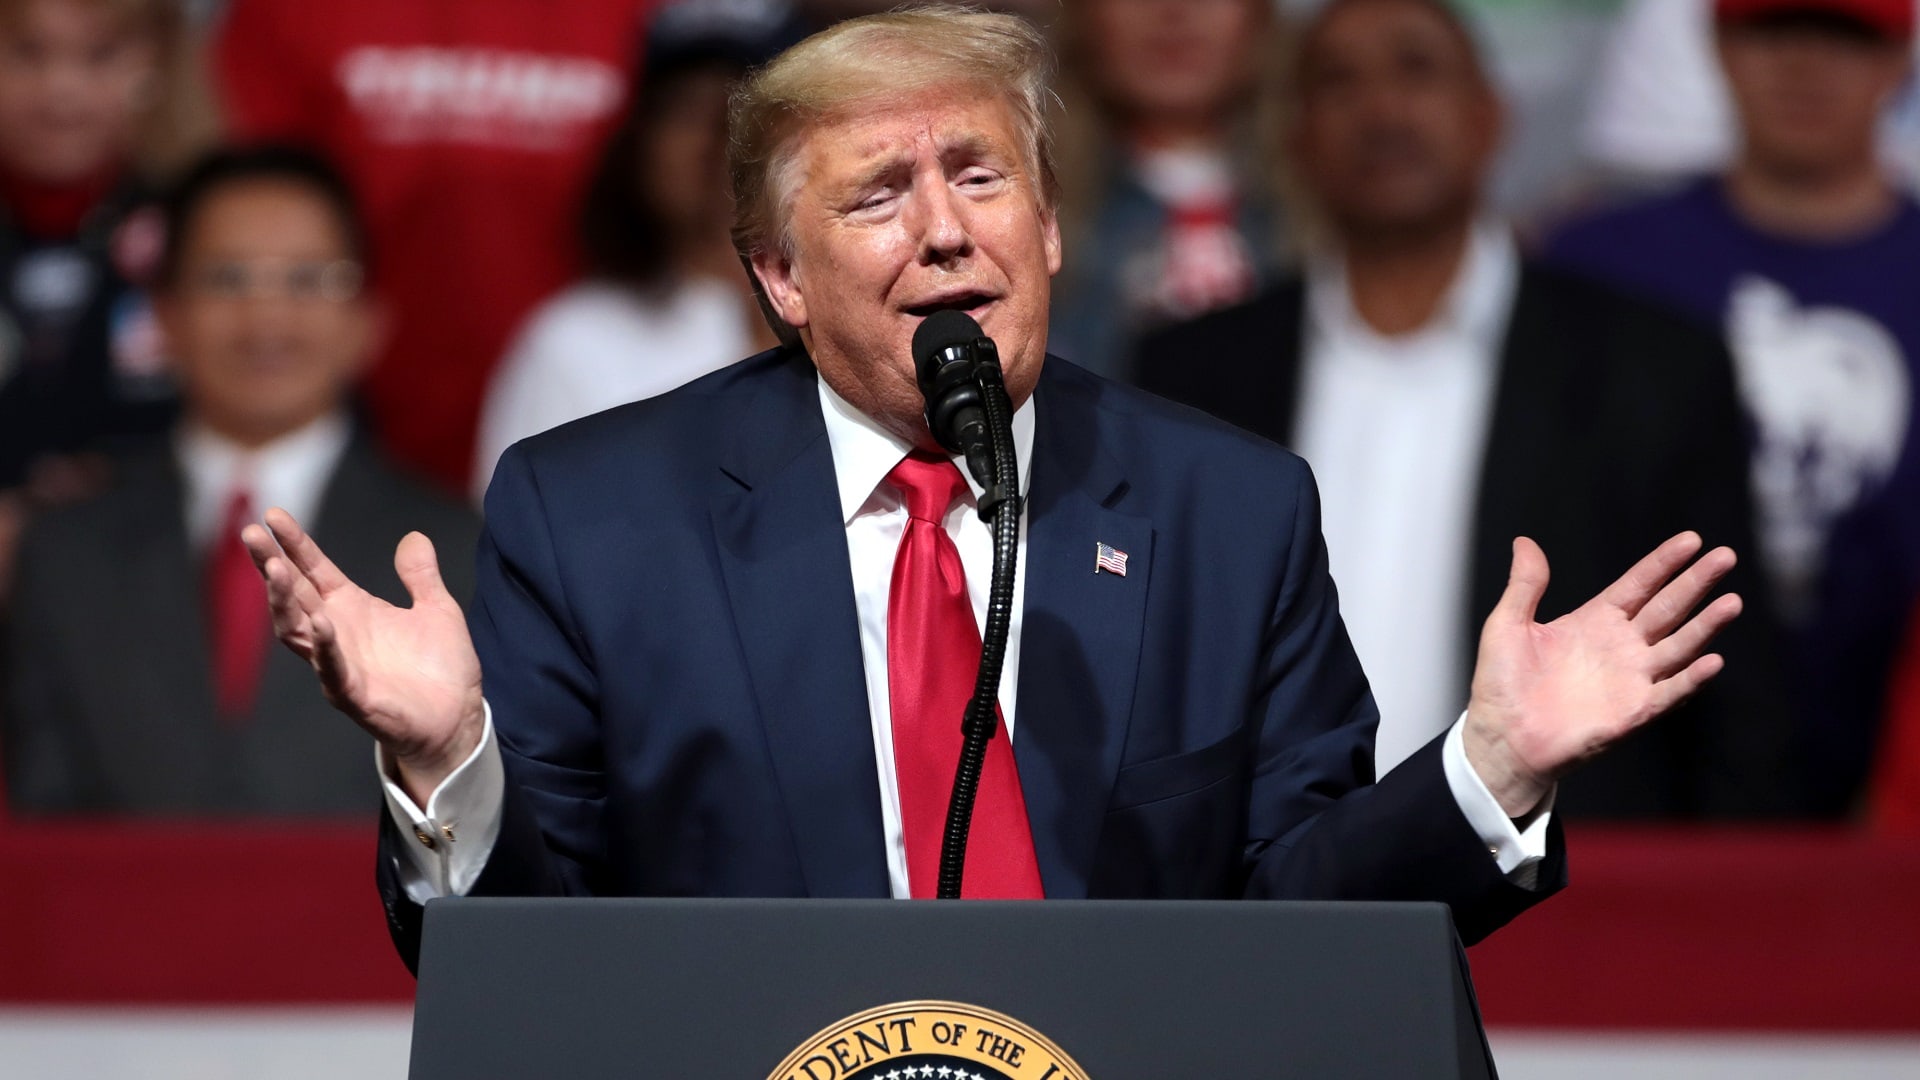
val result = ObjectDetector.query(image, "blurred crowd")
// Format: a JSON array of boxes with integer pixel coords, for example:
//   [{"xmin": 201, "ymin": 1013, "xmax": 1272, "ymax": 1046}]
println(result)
[{"xmin": 0, "ymin": 0, "xmax": 1917, "ymax": 830}]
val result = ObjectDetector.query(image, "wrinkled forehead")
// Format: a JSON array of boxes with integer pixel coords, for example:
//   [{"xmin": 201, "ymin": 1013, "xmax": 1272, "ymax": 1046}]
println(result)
[
  {"xmin": 784, "ymin": 87, "xmax": 1030, "ymax": 188},
  {"xmin": 835, "ymin": 100, "xmax": 1018, "ymax": 166}
]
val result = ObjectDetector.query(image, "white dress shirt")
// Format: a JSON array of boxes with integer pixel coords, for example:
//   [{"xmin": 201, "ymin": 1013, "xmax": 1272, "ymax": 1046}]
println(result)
[
  {"xmin": 383, "ymin": 369, "xmax": 1547, "ymax": 903},
  {"xmin": 1295, "ymin": 222, "xmax": 1515, "ymax": 777},
  {"xmin": 176, "ymin": 411, "xmax": 352, "ymax": 552}
]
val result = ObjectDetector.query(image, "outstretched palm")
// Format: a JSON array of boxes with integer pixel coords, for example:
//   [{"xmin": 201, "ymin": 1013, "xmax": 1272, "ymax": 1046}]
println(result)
[
  {"xmin": 242, "ymin": 510, "xmax": 484, "ymax": 796},
  {"xmin": 1465, "ymin": 533, "xmax": 1743, "ymax": 817}
]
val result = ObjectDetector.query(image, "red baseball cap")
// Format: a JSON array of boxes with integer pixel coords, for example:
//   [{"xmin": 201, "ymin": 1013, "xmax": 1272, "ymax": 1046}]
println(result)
[{"xmin": 1715, "ymin": 0, "xmax": 1916, "ymax": 41}]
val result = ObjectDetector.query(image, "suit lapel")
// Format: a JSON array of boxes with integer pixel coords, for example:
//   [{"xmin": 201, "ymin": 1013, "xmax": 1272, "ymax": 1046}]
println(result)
[
  {"xmin": 1264, "ymin": 281, "xmax": 1309, "ymax": 447},
  {"xmin": 1469, "ymin": 268, "xmax": 1571, "ymax": 636},
  {"xmin": 1205, "ymin": 281, "xmax": 1308, "ymax": 448},
  {"xmin": 114, "ymin": 451, "xmax": 223, "ymax": 786},
  {"xmin": 1014, "ymin": 364, "xmax": 1153, "ymax": 898},
  {"xmin": 710, "ymin": 353, "xmax": 889, "ymax": 897}
]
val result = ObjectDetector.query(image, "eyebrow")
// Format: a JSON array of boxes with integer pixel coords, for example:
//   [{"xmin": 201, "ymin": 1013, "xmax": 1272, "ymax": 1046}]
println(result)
[
  {"xmin": 838, "ymin": 129, "xmax": 1015, "ymax": 195},
  {"xmin": 843, "ymin": 154, "xmax": 910, "ymax": 196}
]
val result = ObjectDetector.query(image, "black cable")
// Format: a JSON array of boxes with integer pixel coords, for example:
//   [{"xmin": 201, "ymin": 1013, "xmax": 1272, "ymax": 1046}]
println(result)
[{"xmin": 935, "ymin": 351, "xmax": 1022, "ymax": 900}]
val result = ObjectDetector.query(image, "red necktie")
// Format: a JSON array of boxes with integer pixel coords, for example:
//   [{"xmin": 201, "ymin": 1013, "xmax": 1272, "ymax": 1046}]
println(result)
[
  {"xmin": 885, "ymin": 452, "xmax": 1044, "ymax": 899},
  {"xmin": 206, "ymin": 487, "xmax": 270, "ymax": 720}
]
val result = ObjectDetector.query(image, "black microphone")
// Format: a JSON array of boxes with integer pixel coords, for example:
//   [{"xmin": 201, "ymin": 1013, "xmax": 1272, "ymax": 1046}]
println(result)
[
  {"xmin": 908, "ymin": 308, "xmax": 1025, "ymax": 899},
  {"xmin": 911, "ymin": 309, "xmax": 997, "ymax": 489}
]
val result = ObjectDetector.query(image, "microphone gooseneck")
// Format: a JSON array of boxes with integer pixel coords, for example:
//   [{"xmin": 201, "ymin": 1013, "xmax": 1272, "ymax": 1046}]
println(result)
[{"xmin": 908, "ymin": 310, "xmax": 1025, "ymax": 900}]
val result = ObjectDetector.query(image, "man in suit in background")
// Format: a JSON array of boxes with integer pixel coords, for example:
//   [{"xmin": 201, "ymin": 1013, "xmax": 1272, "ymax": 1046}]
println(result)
[
  {"xmin": 2, "ymin": 146, "xmax": 477, "ymax": 815},
  {"xmin": 245, "ymin": 9, "xmax": 1742, "ymax": 969},
  {"xmin": 1137, "ymin": 0, "xmax": 1793, "ymax": 819}
]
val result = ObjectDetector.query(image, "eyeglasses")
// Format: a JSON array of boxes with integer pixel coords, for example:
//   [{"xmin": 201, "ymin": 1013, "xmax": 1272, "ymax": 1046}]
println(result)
[{"xmin": 182, "ymin": 259, "xmax": 365, "ymax": 304}]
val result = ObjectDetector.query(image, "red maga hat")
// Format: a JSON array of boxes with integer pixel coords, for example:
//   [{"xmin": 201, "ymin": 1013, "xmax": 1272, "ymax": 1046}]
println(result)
[{"xmin": 1715, "ymin": 0, "xmax": 1916, "ymax": 40}]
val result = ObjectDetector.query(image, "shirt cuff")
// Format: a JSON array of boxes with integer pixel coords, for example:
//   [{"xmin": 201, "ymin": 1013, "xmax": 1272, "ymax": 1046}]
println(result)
[
  {"xmin": 378, "ymin": 702, "xmax": 505, "ymax": 904},
  {"xmin": 1440, "ymin": 714, "xmax": 1555, "ymax": 888}
]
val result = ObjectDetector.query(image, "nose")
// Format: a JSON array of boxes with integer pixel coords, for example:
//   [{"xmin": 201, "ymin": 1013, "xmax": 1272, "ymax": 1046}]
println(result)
[{"xmin": 911, "ymin": 175, "xmax": 974, "ymax": 265}]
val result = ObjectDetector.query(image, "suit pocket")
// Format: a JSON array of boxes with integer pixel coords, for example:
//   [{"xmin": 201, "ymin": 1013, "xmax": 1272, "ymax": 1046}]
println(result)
[{"xmin": 1106, "ymin": 727, "xmax": 1247, "ymax": 811}]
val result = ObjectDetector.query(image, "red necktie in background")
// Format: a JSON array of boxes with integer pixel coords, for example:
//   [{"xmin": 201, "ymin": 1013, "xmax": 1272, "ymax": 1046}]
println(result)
[
  {"xmin": 207, "ymin": 487, "xmax": 270, "ymax": 720},
  {"xmin": 885, "ymin": 452, "xmax": 1044, "ymax": 899}
]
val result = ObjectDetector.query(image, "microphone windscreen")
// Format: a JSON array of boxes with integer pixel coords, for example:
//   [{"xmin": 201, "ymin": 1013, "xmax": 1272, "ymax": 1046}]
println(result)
[{"xmin": 911, "ymin": 309, "xmax": 984, "ymax": 384}]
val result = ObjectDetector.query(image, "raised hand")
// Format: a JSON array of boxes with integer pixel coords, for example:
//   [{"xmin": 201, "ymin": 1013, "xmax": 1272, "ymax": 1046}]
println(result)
[
  {"xmin": 241, "ymin": 508, "xmax": 484, "ymax": 805},
  {"xmin": 1463, "ymin": 532, "xmax": 1744, "ymax": 817}
]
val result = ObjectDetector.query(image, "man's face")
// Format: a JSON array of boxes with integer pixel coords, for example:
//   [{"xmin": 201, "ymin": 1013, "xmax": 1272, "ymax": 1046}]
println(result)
[
  {"xmin": 1719, "ymin": 18, "xmax": 1910, "ymax": 178},
  {"xmin": 156, "ymin": 180, "xmax": 376, "ymax": 446},
  {"xmin": 0, "ymin": 0, "xmax": 154, "ymax": 184},
  {"xmin": 1290, "ymin": 0, "xmax": 1500, "ymax": 243},
  {"xmin": 750, "ymin": 89, "xmax": 1062, "ymax": 446}
]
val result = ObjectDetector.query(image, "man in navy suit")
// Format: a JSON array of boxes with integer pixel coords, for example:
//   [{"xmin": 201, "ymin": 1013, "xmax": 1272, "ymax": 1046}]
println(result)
[{"xmin": 245, "ymin": 9, "xmax": 1744, "ymax": 969}]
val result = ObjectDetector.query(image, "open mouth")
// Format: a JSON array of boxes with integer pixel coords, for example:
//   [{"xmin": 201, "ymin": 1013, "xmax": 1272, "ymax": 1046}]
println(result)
[{"xmin": 904, "ymin": 292, "xmax": 996, "ymax": 319}]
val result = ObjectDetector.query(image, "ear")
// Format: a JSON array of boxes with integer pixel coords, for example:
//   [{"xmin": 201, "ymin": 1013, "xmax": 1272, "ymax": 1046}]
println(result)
[
  {"xmin": 1474, "ymin": 80, "xmax": 1508, "ymax": 164},
  {"xmin": 1877, "ymin": 47, "xmax": 1913, "ymax": 104},
  {"xmin": 348, "ymin": 296, "xmax": 391, "ymax": 380},
  {"xmin": 1042, "ymin": 204, "xmax": 1063, "ymax": 277},
  {"xmin": 749, "ymin": 247, "xmax": 808, "ymax": 333}
]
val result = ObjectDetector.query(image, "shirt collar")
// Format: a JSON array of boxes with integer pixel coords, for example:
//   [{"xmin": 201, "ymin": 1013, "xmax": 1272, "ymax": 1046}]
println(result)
[
  {"xmin": 817, "ymin": 372, "xmax": 1037, "ymax": 525},
  {"xmin": 175, "ymin": 410, "xmax": 353, "ymax": 549},
  {"xmin": 1305, "ymin": 218, "xmax": 1519, "ymax": 351}
]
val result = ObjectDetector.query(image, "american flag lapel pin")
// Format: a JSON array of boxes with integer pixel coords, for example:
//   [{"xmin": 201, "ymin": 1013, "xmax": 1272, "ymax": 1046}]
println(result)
[{"xmin": 1095, "ymin": 541, "xmax": 1129, "ymax": 577}]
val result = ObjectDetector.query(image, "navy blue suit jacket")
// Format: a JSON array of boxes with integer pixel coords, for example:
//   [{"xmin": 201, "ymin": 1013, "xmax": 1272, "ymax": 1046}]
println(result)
[{"xmin": 377, "ymin": 348, "xmax": 1562, "ymax": 968}]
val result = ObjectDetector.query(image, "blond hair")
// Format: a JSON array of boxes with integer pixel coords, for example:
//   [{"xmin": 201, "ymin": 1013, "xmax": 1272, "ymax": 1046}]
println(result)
[{"xmin": 727, "ymin": 4, "xmax": 1058, "ymax": 264}]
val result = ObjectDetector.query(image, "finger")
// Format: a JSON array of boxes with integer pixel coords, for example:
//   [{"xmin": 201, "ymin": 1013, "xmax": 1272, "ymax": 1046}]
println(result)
[
  {"xmin": 241, "ymin": 522, "xmax": 280, "ymax": 577},
  {"xmin": 1491, "ymin": 536, "xmax": 1551, "ymax": 626},
  {"xmin": 307, "ymin": 610, "xmax": 359, "ymax": 708},
  {"xmin": 1598, "ymin": 531, "xmax": 1705, "ymax": 618},
  {"xmin": 262, "ymin": 555, "xmax": 323, "ymax": 652},
  {"xmin": 1634, "ymin": 545, "xmax": 1738, "ymax": 642},
  {"xmin": 263, "ymin": 550, "xmax": 324, "ymax": 616},
  {"xmin": 1648, "ymin": 592, "xmax": 1743, "ymax": 679},
  {"xmin": 263, "ymin": 507, "xmax": 351, "ymax": 594},
  {"xmin": 1649, "ymin": 653, "xmax": 1727, "ymax": 717},
  {"xmin": 393, "ymin": 531, "xmax": 453, "ymax": 608}
]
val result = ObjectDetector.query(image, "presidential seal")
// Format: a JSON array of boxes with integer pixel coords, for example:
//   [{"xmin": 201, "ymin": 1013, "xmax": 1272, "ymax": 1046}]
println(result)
[{"xmin": 769, "ymin": 1000, "xmax": 1091, "ymax": 1080}]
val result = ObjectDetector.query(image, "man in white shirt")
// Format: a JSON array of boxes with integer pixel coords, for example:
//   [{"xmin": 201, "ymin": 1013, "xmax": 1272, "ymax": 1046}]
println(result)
[
  {"xmin": 244, "ymin": 9, "xmax": 1744, "ymax": 967},
  {"xmin": 2, "ymin": 146, "xmax": 477, "ymax": 814},
  {"xmin": 1138, "ymin": 0, "xmax": 1791, "ymax": 818}
]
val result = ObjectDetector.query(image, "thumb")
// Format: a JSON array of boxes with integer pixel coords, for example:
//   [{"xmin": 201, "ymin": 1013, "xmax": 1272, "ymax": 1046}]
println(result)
[
  {"xmin": 393, "ymin": 531, "xmax": 452, "ymax": 608},
  {"xmin": 1493, "ymin": 536, "xmax": 1550, "ymax": 626}
]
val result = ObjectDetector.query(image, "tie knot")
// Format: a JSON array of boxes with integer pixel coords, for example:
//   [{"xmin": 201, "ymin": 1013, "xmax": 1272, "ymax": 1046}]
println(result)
[
  {"xmin": 219, "ymin": 486, "xmax": 256, "ymax": 531},
  {"xmin": 886, "ymin": 451, "xmax": 968, "ymax": 524}
]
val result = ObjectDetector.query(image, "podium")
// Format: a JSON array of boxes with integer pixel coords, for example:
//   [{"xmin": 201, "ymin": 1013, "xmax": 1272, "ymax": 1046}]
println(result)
[{"xmin": 408, "ymin": 898, "xmax": 1496, "ymax": 1079}]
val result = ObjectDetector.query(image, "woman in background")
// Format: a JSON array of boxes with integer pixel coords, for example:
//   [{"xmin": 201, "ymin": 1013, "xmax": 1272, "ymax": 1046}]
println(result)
[
  {"xmin": 472, "ymin": 4, "xmax": 787, "ymax": 501},
  {"xmin": 1047, "ymin": 0, "xmax": 1291, "ymax": 380},
  {"xmin": 0, "ymin": 0, "xmax": 214, "ymax": 604}
]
